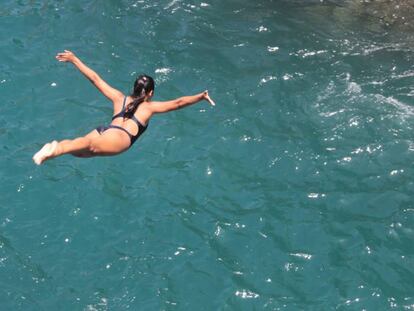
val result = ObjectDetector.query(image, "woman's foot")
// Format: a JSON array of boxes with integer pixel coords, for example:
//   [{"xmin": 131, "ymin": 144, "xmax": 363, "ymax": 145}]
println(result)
[{"xmin": 33, "ymin": 141, "xmax": 58, "ymax": 165}]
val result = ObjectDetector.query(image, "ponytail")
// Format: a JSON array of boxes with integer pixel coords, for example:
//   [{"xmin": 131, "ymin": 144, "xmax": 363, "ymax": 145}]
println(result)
[
  {"xmin": 124, "ymin": 74, "xmax": 155, "ymax": 119},
  {"xmin": 124, "ymin": 88, "xmax": 146, "ymax": 118}
]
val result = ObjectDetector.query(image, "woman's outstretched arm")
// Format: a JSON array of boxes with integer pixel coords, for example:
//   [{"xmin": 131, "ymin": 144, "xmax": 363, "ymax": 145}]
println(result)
[
  {"xmin": 56, "ymin": 50, "xmax": 123, "ymax": 103},
  {"xmin": 149, "ymin": 91, "xmax": 215, "ymax": 114}
]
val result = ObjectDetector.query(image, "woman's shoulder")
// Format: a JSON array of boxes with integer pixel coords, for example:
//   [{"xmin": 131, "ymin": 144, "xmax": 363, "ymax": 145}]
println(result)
[
  {"xmin": 112, "ymin": 93, "xmax": 127, "ymax": 112},
  {"xmin": 115, "ymin": 93, "xmax": 128, "ymax": 104},
  {"xmin": 136, "ymin": 101, "xmax": 154, "ymax": 122}
]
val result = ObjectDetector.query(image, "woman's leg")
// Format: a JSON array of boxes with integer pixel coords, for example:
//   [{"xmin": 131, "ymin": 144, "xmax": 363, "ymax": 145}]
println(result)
[
  {"xmin": 67, "ymin": 129, "xmax": 101, "ymax": 158},
  {"xmin": 33, "ymin": 136, "xmax": 93, "ymax": 165},
  {"xmin": 55, "ymin": 137, "xmax": 93, "ymax": 156},
  {"xmin": 33, "ymin": 129, "xmax": 129, "ymax": 165}
]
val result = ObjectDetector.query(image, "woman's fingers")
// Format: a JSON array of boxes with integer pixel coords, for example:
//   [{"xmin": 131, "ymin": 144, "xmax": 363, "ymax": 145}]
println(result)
[
  {"xmin": 56, "ymin": 55, "xmax": 68, "ymax": 62},
  {"xmin": 204, "ymin": 91, "xmax": 216, "ymax": 106},
  {"xmin": 207, "ymin": 97, "xmax": 216, "ymax": 106},
  {"xmin": 55, "ymin": 50, "xmax": 74, "ymax": 62}
]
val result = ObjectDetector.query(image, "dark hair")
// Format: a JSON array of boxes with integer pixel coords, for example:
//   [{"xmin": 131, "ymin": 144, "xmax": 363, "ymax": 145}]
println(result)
[{"xmin": 124, "ymin": 74, "xmax": 155, "ymax": 118}]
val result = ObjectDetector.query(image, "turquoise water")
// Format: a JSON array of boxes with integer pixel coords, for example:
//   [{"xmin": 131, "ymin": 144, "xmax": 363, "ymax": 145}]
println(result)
[{"xmin": 1, "ymin": 0, "xmax": 414, "ymax": 309}]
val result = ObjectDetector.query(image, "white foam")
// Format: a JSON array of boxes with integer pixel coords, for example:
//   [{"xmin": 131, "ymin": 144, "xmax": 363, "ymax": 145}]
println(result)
[
  {"xmin": 235, "ymin": 290, "xmax": 259, "ymax": 299},
  {"xmin": 347, "ymin": 81, "xmax": 361, "ymax": 93},
  {"xmin": 206, "ymin": 166, "xmax": 212, "ymax": 175},
  {"xmin": 307, "ymin": 193, "xmax": 325, "ymax": 199},
  {"xmin": 259, "ymin": 75, "xmax": 277, "ymax": 85},
  {"xmin": 290, "ymin": 49, "xmax": 327, "ymax": 58},
  {"xmin": 155, "ymin": 68, "xmax": 173, "ymax": 84},
  {"xmin": 267, "ymin": 46, "xmax": 279, "ymax": 52},
  {"xmin": 257, "ymin": 26, "xmax": 268, "ymax": 32},
  {"xmin": 259, "ymin": 231, "xmax": 268, "ymax": 238},
  {"xmin": 290, "ymin": 252, "xmax": 313, "ymax": 260},
  {"xmin": 351, "ymin": 147, "xmax": 364, "ymax": 154},
  {"xmin": 390, "ymin": 169, "xmax": 404, "ymax": 176},
  {"xmin": 155, "ymin": 67, "xmax": 172, "ymax": 74},
  {"xmin": 284, "ymin": 262, "xmax": 299, "ymax": 272}
]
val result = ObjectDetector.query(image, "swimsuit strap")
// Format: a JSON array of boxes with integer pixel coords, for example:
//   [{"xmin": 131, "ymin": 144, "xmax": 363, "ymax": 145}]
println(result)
[
  {"xmin": 112, "ymin": 96, "xmax": 128, "ymax": 120},
  {"xmin": 108, "ymin": 124, "xmax": 146, "ymax": 146},
  {"xmin": 108, "ymin": 96, "xmax": 149, "ymax": 146},
  {"xmin": 107, "ymin": 125, "xmax": 133, "ymax": 139},
  {"xmin": 131, "ymin": 115, "xmax": 148, "ymax": 128},
  {"xmin": 96, "ymin": 120, "xmax": 148, "ymax": 147}
]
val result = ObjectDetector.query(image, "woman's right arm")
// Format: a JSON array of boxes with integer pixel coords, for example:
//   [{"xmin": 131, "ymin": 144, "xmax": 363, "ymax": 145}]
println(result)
[
  {"xmin": 56, "ymin": 50, "xmax": 123, "ymax": 103},
  {"xmin": 149, "ymin": 91, "xmax": 215, "ymax": 114}
]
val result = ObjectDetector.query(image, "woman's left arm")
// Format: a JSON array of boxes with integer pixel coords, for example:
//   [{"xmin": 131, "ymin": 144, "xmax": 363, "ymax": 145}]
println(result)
[
  {"xmin": 149, "ymin": 91, "xmax": 215, "ymax": 114},
  {"xmin": 56, "ymin": 50, "xmax": 124, "ymax": 103}
]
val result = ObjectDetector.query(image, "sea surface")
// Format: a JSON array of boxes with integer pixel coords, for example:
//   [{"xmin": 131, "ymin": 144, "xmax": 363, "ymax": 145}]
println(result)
[{"xmin": 1, "ymin": 0, "xmax": 414, "ymax": 310}]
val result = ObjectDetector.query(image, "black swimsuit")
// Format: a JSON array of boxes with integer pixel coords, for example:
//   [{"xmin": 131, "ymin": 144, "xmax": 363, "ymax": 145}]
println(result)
[{"xmin": 96, "ymin": 96, "xmax": 148, "ymax": 146}]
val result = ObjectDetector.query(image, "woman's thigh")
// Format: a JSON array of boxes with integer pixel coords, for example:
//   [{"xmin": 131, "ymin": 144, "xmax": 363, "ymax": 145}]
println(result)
[
  {"xmin": 84, "ymin": 129, "xmax": 101, "ymax": 140},
  {"xmin": 69, "ymin": 129, "xmax": 101, "ymax": 157}
]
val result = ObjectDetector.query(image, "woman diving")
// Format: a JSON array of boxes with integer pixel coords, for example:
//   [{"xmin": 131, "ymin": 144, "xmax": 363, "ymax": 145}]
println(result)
[{"xmin": 33, "ymin": 50, "xmax": 215, "ymax": 165}]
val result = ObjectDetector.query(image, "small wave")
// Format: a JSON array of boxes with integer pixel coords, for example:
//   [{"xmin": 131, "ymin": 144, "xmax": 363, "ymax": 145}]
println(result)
[
  {"xmin": 290, "ymin": 49, "xmax": 327, "ymax": 58},
  {"xmin": 375, "ymin": 94, "xmax": 414, "ymax": 117},
  {"xmin": 320, "ymin": 108, "xmax": 346, "ymax": 118},
  {"xmin": 351, "ymin": 43, "xmax": 408, "ymax": 56},
  {"xmin": 362, "ymin": 44, "xmax": 389, "ymax": 56},
  {"xmin": 164, "ymin": 0, "xmax": 180, "ymax": 10},
  {"xmin": 392, "ymin": 70, "xmax": 414, "ymax": 80}
]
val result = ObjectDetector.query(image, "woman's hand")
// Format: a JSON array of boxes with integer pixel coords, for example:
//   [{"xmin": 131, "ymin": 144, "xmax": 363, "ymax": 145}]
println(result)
[
  {"xmin": 203, "ymin": 90, "xmax": 216, "ymax": 106},
  {"xmin": 56, "ymin": 50, "xmax": 77, "ymax": 63}
]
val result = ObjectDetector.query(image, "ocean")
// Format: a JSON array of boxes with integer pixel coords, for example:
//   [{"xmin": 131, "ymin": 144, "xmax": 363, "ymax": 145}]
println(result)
[{"xmin": 0, "ymin": 0, "xmax": 413, "ymax": 309}]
